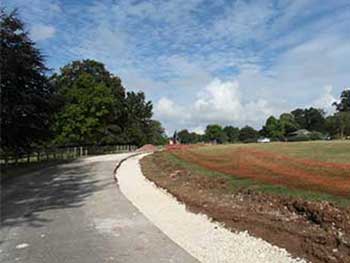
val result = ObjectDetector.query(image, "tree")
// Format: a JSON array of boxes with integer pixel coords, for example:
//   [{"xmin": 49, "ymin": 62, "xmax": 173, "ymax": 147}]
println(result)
[
  {"xmin": 333, "ymin": 89, "xmax": 350, "ymax": 112},
  {"xmin": 279, "ymin": 113, "xmax": 299, "ymax": 135},
  {"xmin": 204, "ymin": 124, "xmax": 227, "ymax": 144},
  {"xmin": 223, "ymin": 126, "xmax": 240, "ymax": 143},
  {"xmin": 325, "ymin": 89, "xmax": 350, "ymax": 139},
  {"xmin": 177, "ymin": 129, "xmax": 191, "ymax": 144},
  {"xmin": 123, "ymin": 91, "xmax": 155, "ymax": 146},
  {"xmin": 144, "ymin": 120, "xmax": 168, "ymax": 145},
  {"xmin": 239, "ymin": 126, "xmax": 258, "ymax": 143},
  {"xmin": 178, "ymin": 129, "xmax": 201, "ymax": 144},
  {"xmin": 291, "ymin": 108, "xmax": 325, "ymax": 132},
  {"xmin": 262, "ymin": 116, "xmax": 283, "ymax": 139},
  {"xmin": 325, "ymin": 113, "xmax": 350, "ymax": 138},
  {"xmin": 291, "ymin": 108, "xmax": 307, "ymax": 129},
  {"xmin": 51, "ymin": 60, "xmax": 164, "ymax": 146},
  {"xmin": 53, "ymin": 73, "xmax": 117, "ymax": 145},
  {"xmin": 51, "ymin": 60, "xmax": 127, "ymax": 145},
  {"xmin": 0, "ymin": 9, "xmax": 56, "ymax": 153}
]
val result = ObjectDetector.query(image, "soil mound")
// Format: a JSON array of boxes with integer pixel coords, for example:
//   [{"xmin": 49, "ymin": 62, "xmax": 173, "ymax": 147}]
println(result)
[{"xmin": 137, "ymin": 144, "xmax": 158, "ymax": 152}]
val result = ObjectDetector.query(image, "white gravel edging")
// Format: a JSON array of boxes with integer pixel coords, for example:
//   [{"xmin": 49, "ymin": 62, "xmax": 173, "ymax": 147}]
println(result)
[{"xmin": 116, "ymin": 154, "xmax": 306, "ymax": 263}]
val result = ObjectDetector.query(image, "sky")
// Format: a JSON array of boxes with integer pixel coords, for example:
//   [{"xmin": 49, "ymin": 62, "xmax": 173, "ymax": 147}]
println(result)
[{"xmin": 4, "ymin": 0, "xmax": 350, "ymax": 135}]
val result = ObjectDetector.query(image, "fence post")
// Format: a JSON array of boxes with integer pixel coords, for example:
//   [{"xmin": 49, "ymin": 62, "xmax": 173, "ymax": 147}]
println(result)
[
  {"xmin": 37, "ymin": 152, "xmax": 40, "ymax": 162},
  {"xmin": 27, "ymin": 154, "xmax": 30, "ymax": 163},
  {"xmin": 74, "ymin": 147, "xmax": 77, "ymax": 158},
  {"xmin": 80, "ymin": 147, "xmax": 83, "ymax": 157}
]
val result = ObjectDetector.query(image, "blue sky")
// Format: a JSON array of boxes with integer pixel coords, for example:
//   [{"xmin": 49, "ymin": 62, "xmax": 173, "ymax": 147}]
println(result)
[{"xmin": 4, "ymin": 0, "xmax": 350, "ymax": 134}]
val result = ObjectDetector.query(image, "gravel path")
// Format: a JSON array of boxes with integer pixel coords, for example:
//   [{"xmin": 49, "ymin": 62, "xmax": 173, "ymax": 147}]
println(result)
[{"xmin": 117, "ymin": 154, "xmax": 307, "ymax": 263}]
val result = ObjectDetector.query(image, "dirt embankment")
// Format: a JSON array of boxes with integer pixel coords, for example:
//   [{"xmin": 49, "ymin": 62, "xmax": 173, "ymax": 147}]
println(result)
[{"xmin": 140, "ymin": 152, "xmax": 350, "ymax": 263}]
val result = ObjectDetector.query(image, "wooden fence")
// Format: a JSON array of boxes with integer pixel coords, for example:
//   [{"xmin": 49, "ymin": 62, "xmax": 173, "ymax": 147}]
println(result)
[{"xmin": 0, "ymin": 145, "xmax": 137, "ymax": 167}]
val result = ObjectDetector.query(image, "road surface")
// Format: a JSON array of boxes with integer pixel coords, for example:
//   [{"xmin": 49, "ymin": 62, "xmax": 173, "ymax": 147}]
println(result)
[{"xmin": 0, "ymin": 154, "xmax": 198, "ymax": 263}]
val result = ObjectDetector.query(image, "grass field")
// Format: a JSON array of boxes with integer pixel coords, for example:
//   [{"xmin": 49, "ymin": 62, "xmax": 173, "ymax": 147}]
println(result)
[{"xmin": 168, "ymin": 141, "xmax": 350, "ymax": 205}]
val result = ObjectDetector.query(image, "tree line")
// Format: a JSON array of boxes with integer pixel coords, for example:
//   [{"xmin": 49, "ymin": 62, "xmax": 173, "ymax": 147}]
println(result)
[
  {"xmin": 1, "ymin": 10, "xmax": 167, "ymax": 155},
  {"xmin": 176, "ymin": 91, "xmax": 350, "ymax": 144}
]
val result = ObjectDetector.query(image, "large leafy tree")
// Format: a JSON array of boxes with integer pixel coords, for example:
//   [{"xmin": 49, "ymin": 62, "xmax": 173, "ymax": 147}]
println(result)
[
  {"xmin": 177, "ymin": 129, "xmax": 201, "ymax": 144},
  {"xmin": 51, "ymin": 60, "xmax": 126, "ymax": 145},
  {"xmin": 333, "ymin": 89, "xmax": 350, "ymax": 112},
  {"xmin": 53, "ymin": 74, "xmax": 116, "ymax": 145},
  {"xmin": 223, "ymin": 126, "xmax": 240, "ymax": 143},
  {"xmin": 261, "ymin": 116, "xmax": 283, "ymax": 139},
  {"xmin": 177, "ymin": 129, "xmax": 192, "ymax": 144},
  {"xmin": 204, "ymin": 124, "xmax": 227, "ymax": 144},
  {"xmin": 145, "ymin": 120, "xmax": 168, "ymax": 145},
  {"xmin": 0, "ymin": 10, "xmax": 56, "ymax": 153},
  {"xmin": 123, "ymin": 91, "xmax": 154, "ymax": 145},
  {"xmin": 52, "ymin": 60, "xmax": 165, "ymax": 146},
  {"xmin": 291, "ymin": 107, "xmax": 325, "ymax": 132},
  {"xmin": 279, "ymin": 113, "xmax": 299, "ymax": 135},
  {"xmin": 326, "ymin": 89, "xmax": 350, "ymax": 138},
  {"xmin": 239, "ymin": 126, "xmax": 259, "ymax": 143}
]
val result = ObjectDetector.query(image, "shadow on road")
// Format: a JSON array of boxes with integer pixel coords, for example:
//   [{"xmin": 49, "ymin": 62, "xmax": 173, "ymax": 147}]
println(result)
[{"xmin": 1, "ymin": 160, "xmax": 108, "ymax": 228}]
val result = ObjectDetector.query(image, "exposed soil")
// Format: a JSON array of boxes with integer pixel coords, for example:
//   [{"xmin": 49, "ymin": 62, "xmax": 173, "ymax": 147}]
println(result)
[
  {"xmin": 172, "ymin": 147, "xmax": 350, "ymax": 197},
  {"xmin": 140, "ymin": 151, "xmax": 350, "ymax": 263},
  {"xmin": 137, "ymin": 144, "xmax": 158, "ymax": 152}
]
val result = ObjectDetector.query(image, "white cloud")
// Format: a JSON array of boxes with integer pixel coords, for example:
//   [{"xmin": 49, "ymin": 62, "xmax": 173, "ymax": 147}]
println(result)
[
  {"xmin": 313, "ymin": 85, "xmax": 337, "ymax": 113},
  {"xmin": 155, "ymin": 79, "xmax": 279, "ymax": 134},
  {"xmin": 193, "ymin": 79, "xmax": 243, "ymax": 122},
  {"xmin": 30, "ymin": 24, "xmax": 55, "ymax": 41},
  {"xmin": 155, "ymin": 97, "xmax": 187, "ymax": 120}
]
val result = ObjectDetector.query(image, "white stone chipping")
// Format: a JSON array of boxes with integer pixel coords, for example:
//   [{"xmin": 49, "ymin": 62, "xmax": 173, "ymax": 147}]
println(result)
[{"xmin": 117, "ymin": 154, "xmax": 306, "ymax": 263}]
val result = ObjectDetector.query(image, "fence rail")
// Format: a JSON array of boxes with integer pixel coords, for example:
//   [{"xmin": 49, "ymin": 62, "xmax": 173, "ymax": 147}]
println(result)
[{"xmin": 0, "ymin": 145, "xmax": 137, "ymax": 167}]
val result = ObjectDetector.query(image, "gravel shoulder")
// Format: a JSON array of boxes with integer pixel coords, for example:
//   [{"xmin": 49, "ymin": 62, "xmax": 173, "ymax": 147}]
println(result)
[{"xmin": 117, "ymin": 153, "xmax": 305, "ymax": 263}]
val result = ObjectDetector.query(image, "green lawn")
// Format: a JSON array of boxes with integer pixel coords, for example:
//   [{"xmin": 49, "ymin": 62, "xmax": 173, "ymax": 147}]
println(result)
[{"xmin": 192, "ymin": 140, "xmax": 350, "ymax": 163}]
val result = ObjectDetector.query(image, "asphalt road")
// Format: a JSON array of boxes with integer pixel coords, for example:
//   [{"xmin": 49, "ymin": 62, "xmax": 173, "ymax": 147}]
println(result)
[{"xmin": 0, "ymin": 154, "xmax": 198, "ymax": 263}]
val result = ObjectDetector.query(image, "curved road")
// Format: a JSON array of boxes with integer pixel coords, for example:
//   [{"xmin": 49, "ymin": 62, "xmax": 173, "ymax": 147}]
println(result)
[{"xmin": 0, "ymin": 154, "xmax": 198, "ymax": 263}]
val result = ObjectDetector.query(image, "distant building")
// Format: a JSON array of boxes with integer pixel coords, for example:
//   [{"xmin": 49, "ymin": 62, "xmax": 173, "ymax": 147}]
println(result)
[{"xmin": 288, "ymin": 129, "xmax": 311, "ymax": 137}]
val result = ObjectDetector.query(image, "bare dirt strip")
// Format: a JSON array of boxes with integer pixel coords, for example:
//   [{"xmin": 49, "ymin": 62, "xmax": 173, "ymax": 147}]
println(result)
[{"xmin": 141, "ymin": 151, "xmax": 350, "ymax": 263}]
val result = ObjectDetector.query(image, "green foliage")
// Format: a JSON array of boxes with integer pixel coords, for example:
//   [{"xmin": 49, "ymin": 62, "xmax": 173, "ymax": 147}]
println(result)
[
  {"xmin": 325, "ymin": 90, "xmax": 350, "ymax": 139},
  {"xmin": 204, "ymin": 125, "xmax": 228, "ymax": 144},
  {"xmin": 146, "ymin": 120, "xmax": 168, "ymax": 145},
  {"xmin": 333, "ymin": 89, "xmax": 350, "ymax": 112},
  {"xmin": 123, "ymin": 91, "xmax": 161, "ymax": 146},
  {"xmin": 177, "ymin": 129, "xmax": 202, "ymax": 144},
  {"xmin": 0, "ymin": 10, "xmax": 57, "ymax": 153},
  {"xmin": 238, "ymin": 126, "xmax": 259, "ymax": 143},
  {"xmin": 223, "ymin": 126, "xmax": 240, "ymax": 143},
  {"xmin": 51, "ymin": 60, "xmax": 165, "ymax": 146},
  {"xmin": 53, "ymin": 74, "xmax": 116, "ymax": 145},
  {"xmin": 291, "ymin": 107, "xmax": 326, "ymax": 132},
  {"xmin": 279, "ymin": 113, "xmax": 299, "ymax": 135},
  {"xmin": 262, "ymin": 116, "xmax": 284, "ymax": 139}
]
